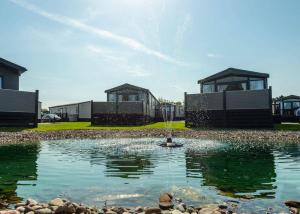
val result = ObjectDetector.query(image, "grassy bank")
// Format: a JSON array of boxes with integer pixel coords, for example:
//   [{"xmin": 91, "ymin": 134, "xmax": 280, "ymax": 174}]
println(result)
[
  {"xmin": 32, "ymin": 121, "xmax": 188, "ymax": 131},
  {"xmin": 0, "ymin": 121, "xmax": 299, "ymax": 132}
]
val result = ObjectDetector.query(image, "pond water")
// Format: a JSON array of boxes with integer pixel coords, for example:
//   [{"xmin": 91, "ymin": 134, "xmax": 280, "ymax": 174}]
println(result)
[{"xmin": 0, "ymin": 138, "xmax": 300, "ymax": 212}]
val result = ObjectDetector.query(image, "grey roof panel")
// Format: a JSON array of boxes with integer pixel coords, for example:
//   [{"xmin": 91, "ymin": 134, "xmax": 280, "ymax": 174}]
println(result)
[
  {"xmin": 198, "ymin": 68, "xmax": 269, "ymax": 84},
  {"xmin": 105, "ymin": 83, "xmax": 149, "ymax": 93},
  {"xmin": 0, "ymin": 57, "xmax": 27, "ymax": 74}
]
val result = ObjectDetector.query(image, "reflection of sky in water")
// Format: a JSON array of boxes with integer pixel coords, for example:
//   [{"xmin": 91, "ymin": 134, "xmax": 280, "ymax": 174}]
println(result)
[{"xmin": 0, "ymin": 138, "xmax": 298, "ymax": 212}]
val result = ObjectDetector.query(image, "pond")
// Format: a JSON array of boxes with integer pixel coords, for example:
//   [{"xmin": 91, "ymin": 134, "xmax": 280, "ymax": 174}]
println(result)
[{"xmin": 0, "ymin": 138, "xmax": 300, "ymax": 212}]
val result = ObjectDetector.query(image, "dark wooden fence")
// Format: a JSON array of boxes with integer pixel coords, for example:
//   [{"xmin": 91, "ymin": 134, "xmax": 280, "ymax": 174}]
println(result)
[
  {"xmin": 91, "ymin": 101, "xmax": 150, "ymax": 125},
  {"xmin": 185, "ymin": 88, "xmax": 273, "ymax": 128},
  {"xmin": 0, "ymin": 89, "xmax": 39, "ymax": 127}
]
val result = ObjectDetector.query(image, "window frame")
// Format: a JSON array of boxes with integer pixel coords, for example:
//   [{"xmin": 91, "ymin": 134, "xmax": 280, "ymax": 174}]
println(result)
[{"xmin": 0, "ymin": 76, "xmax": 3, "ymax": 89}]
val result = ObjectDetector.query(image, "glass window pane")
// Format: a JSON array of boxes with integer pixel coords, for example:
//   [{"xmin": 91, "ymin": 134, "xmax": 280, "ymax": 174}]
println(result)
[
  {"xmin": 217, "ymin": 85, "xmax": 228, "ymax": 92},
  {"xmin": 250, "ymin": 80, "xmax": 264, "ymax": 90},
  {"xmin": 241, "ymin": 83, "xmax": 247, "ymax": 90},
  {"xmin": 0, "ymin": 77, "xmax": 2, "ymax": 89},
  {"xmin": 293, "ymin": 102, "xmax": 300, "ymax": 109},
  {"xmin": 118, "ymin": 95, "xmax": 123, "ymax": 101},
  {"xmin": 284, "ymin": 102, "xmax": 292, "ymax": 109},
  {"xmin": 129, "ymin": 95, "xmax": 137, "ymax": 101},
  {"xmin": 203, "ymin": 84, "xmax": 214, "ymax": 93},
  {"xmin": 108, "ymin": 93, "xmax": 116, "ymax": 102}
]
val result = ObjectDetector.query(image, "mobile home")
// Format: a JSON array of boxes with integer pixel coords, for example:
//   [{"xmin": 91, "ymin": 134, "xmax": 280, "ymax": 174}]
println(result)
[
  {"xmin": 49, "ymin": 101, "xmax": 91, "ymax": 122},
  {"xmin": 0, "ymin": 58, "xmax": 39, "ymax": 127},
  {"xmin": 273, "ymin": 95, "xmax": 300, "ymax": 123},
  {"xmin": 92, "ymin": 83, "xmax": 160, "ymax": 125},
  {"xmin": 185, "ymin": 68, "xmax": 273, "ymax": 128}
]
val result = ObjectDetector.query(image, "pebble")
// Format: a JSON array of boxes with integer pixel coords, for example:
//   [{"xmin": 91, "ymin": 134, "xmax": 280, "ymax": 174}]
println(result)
[
  {"xmin": 135, "ymin": 206, "xmax": 144, "ymax": 213},
  {"xmin": 49, "ymin": 198, "xmax": 64, "ymax": 207},
  {"xmin": 35, "ymin": 208, "xmax": 53, "ymax": 214},
  {"xmin": 159, "ymin": 193, "xmax": 174, "ymax": 210},
  {"xmin": 26, "ymin": 199, "xmax": 38, "ymax": 206},
  {"xmin": 2, "ymin": 129, "xmax": 299, "ymax": 145},
  {"xmin": 145, "ymin": 208, "xmax": 162, "ymax": 214},
  {"xmin": 285, "ymin": 201, "xmax": 300, "ymax": 209}
]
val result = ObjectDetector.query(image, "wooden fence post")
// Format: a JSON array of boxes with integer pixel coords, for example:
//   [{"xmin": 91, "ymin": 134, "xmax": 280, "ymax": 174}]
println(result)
[
  {"xmin": 223, "ymin": 90, "xmax": 227, "ymax": 127},
  {"xmin": 184, "ymin": 92, "xmax": 187, "ymax": 127},
  {"xmin": 34, "ymin": 90, "xmax": 39, "ymax": 128},
  {"xmin": 91, "ymin": 100, "xmax": 94, "ymax": 125}
]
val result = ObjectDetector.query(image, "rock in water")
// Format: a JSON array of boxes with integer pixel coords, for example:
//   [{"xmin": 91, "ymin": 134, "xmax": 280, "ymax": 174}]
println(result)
[
  {"xmin": 285, "ymin": 201, "xmax": 300, "ymax": 208},
  {"xmin": 49, "ymin": 198, "xmax": 64, "ymax": 207},
  {"xmin": 159, "ymin": 193, "xmax": 174, "ymax": 210},
  {"xmin": 26, "ymin": 199, "xmax": 38, "ymax": 206},
  {"xmin": 145, "ymin": 207, "xmax": 162, "ymax": 214}
]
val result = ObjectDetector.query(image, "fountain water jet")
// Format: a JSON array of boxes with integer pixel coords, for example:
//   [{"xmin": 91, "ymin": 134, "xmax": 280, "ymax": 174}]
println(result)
[{"xmin": 159, "ymin": 103, "xmax": 183, "ymax": 148}]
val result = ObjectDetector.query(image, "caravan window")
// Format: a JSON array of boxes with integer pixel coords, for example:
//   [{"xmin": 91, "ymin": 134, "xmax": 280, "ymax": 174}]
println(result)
[
  {"xmin": 250, "ymin": 78, "xmax": 264, "ymax": 90},
  {"xmin": 108, "ymin": 93, "xmax": 116, "ymax": 102},
  {"xmin": 0, "ymin": 76, "xmax": 2, "ymax": 89},
  {"xmin": 203, "ymin": 84, "xmax": 214, "ymax": 93},
  {"xmin": 129, "ymin": 95, "xmax": 138, "ymax": 101}
]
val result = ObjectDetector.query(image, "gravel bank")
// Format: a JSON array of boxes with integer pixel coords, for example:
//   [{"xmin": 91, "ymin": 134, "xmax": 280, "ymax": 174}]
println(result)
[
  {"xmin": 0, "ymin": 129, "xmax": 300, "ymax": 145},
  {"xmin": 0, "ymin": 197, "xmax": 299, "ymax": 214}
]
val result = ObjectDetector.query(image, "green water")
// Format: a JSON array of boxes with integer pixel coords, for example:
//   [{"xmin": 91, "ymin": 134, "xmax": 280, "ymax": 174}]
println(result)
[{"xmin": 0, "ymin": 138, "xmax": 299, "ymax": 212}]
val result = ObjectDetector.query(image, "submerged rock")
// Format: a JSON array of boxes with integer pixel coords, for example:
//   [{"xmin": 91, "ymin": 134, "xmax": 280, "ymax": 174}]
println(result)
[{"xmin": 285, "ymin": 201, "xmax": 300, "ymax": 209}]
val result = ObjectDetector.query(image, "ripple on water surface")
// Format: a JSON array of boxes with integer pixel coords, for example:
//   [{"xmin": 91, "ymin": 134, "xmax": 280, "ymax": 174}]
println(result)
[{"xmin": 0, "ymin": 138, "xmax": 300, "ymax": 212}]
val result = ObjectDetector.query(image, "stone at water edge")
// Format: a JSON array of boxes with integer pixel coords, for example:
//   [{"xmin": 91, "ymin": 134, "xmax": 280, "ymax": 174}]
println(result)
[
  {"xmin": 159, "ymin": 193, "xmax": 174, "ymax": 210},
  {"xmin": 145, "ymin": 207, "xmax": 162, "ymax": 214},
  {"xmin": 26, "ymin": 199, "xmax": 38, "ymax": 206},
  {"xmin": 174, "ymin": 203, "xmax": 186, "ymax": 212},
  {"xmin": 49, "ymin": 198, "xmax": 64, "ymax": 207},
  {"xmin": 285, "ymin": 201, "xmax": 300, "ymax": 209},
  {"xmin": 135, "ymin": 206, "xmax": 144, "ymax": 213},
  {"xmin": 35, "ymin": 208, "xmax": 53, "ymax": 214},
  {"xmin": 198, "ymin": 208, "xmax": 221, "ymax": 214},
  {"xmin": 0, "ymin": 211, "xmax": 20, "ymax": 214}
]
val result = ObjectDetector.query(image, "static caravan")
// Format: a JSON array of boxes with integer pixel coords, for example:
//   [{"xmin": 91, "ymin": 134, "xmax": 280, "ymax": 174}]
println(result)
[
  {"xmin": 273, "ymin": 95, "xmax": 300, "ymax": 123},
  {"xmin": 0, "ymin": 58, "xmax": 39, "ymax": 127},
  {"xmin": 92, "ymin": 83, "xmax": 160, "ymax": 125},
  {"xmin": 49, "ymin": 101, "xmax": 91, "ymax": 122},
  {"xmin": 185, "ymin": 68, "xmax": 273, "ymax": 128},
  {"xmin": 155, "ymin": 103, "xmax": 185, "ymax": 121}
]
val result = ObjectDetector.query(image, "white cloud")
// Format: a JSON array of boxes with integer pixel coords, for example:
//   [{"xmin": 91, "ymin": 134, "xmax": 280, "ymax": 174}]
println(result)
[
  {"xmin": 86, "ymin": 45, "xmax": 151, "ymax": 77},
  {"xmin": 125, "ymin": 65, "xmax": 151, "ymax": 77},
  {"xmin": 86, "ymin": 45, "xmax": 128, "ymax": 63},
  {"xmin": 207, "ymin": 53, "xmax": 221, "ymax": 58},
  {"xmin": 9, "ymin": 0, "xmax": 187, "ymax": 66}
]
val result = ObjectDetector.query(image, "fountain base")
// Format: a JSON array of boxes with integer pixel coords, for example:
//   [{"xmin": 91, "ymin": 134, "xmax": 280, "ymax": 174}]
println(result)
[{"xmin": 159, "ymin": 138, "xmax": 183, "ymax": 148}]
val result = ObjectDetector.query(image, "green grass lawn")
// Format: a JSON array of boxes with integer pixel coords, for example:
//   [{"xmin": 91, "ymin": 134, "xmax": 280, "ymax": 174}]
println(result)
[
  {"xmin": 0, "ymin": 121, "xmax": 300, "ymax": 132},
  {"xmin": 30, "ymin": 121, "xmax": 188, "ymax": 131},
  {"xmin": 274, "ymin": 123, "xmax": 300, "ymax": 131}
]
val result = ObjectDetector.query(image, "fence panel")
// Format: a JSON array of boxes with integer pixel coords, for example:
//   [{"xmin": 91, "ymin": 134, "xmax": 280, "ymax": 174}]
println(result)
[
  {"xmin": 186, "ymin": 92, "xmax": 223, "ymax": 111},
  {"xmin": 0, "ymin": 89, "xmax": 36, "ymax": 113},
  {"xmin": 118, "ymin": 101, "xmax": 144, "ymax": 114},
  {"xmin": 226, "ymin": 89, "xmax": 270, "ymax": 110},
  {"xmin": 93, "ymin": 102, "xmax": 116, "ymax": 114}
]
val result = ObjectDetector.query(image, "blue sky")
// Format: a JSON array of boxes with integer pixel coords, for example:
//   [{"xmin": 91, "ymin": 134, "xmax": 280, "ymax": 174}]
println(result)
[{"xmin": 0, "ymin": 0, "xmax": 300, "ymax": 108}]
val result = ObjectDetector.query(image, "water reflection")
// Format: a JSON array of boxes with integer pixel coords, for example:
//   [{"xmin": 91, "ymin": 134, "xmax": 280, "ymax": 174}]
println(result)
[
  {"xmin": 103, "ymin": 154, "xmax": 154, "ymax": 179},
  {"xmin": 0, "ymin": 139, "xmax": 300, "ymax": 212},
  {"xmin": 0, "ymin": 144, "xmax": 39, "ymax": 207},
  {"xmin": 185, "ymin": 147, "xmax": 277, "ymax": 198}
]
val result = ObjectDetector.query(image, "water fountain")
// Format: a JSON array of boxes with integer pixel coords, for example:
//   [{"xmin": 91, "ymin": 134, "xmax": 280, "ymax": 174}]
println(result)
[{"xmin": 159, "ymin": 103, "xmax": 183, "ymax": 148}]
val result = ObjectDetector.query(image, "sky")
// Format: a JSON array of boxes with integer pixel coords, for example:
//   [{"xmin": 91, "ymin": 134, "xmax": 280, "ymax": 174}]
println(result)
[{"xmin": 0, "ymin": 0, "xmax": 300, "ymax": 108}]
